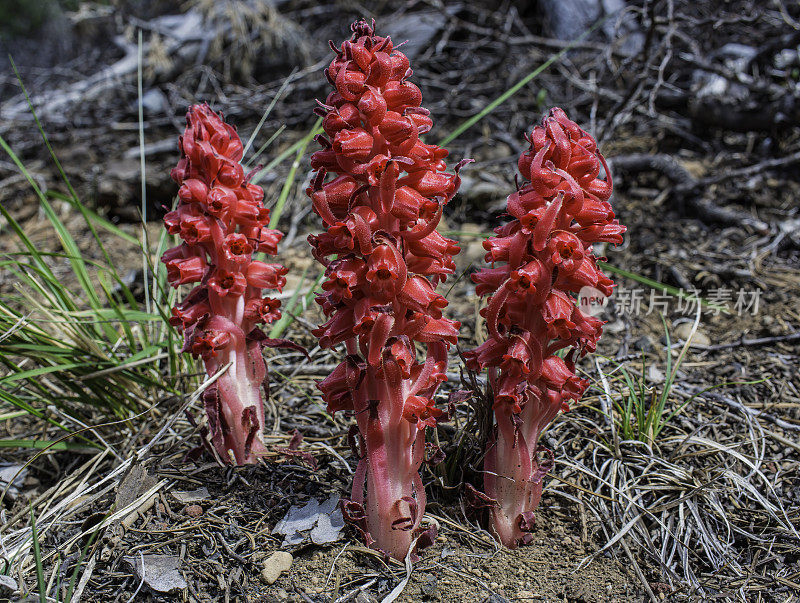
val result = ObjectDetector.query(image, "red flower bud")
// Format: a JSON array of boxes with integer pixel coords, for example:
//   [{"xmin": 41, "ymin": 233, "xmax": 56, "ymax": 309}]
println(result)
[
  {"xmin": 221, "ymin": 233, "xmax": 253, "ymax": 264},
  {"xmin": 333, "ymin": 128, "xmax": 374, "ymax": 161},
  {"xmin": 179, "ymin": 213, "xmax": 213, "ymax": 245},
  {"xmin": 190, "ymin": 328, "xmax": 231, "ymax": 360},
  {"xmin": 169, "ymin": 300, "xmax": 210, "ymax": 329},
  {"xmin": 358, "ymin": 87, "xmax": 387, "ymax": 126},
  {"xmin": 323, "ymin": 257, "xmax": 367, "ymax": 301},
  {"xmin": 179, "ymin": 179, "xmax": 209, "ymax": 205},
  {"xmin": 254, "ymin": 227, "xmax": 283, "ymax": 255},
  {"xmin": 402, "ymin": 395, "xmax": 442, "ymax": 429},
  {"xmin": 244, "ymin": 297, "xmax": 281, "ymax": 324}
]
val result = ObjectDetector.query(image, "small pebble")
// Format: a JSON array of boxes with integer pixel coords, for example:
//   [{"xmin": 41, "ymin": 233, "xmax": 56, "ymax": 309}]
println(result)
[
  {"xmin": 261, "ymin": 551, "xmax": 293, "ymax": 585},
  {"xmin": 674, "ymin": 322, "xmax": 710, "ymax": 346},
  {"xmin": 185, "ymin": 504, "xmax": 203, "ymax": 517}
]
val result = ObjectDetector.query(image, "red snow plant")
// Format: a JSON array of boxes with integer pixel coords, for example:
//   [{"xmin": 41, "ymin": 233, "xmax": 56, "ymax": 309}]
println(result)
[
  {"xmin": 164, "ymin": 104, "xmax": 287, "ymax": 465},
  {"xmin": 308, "ymin": 20, "xmax": 466, "ymax": 560},
  {"xmin": 465, "ymin": 108, "xmax": 625, "ymax": 547}
]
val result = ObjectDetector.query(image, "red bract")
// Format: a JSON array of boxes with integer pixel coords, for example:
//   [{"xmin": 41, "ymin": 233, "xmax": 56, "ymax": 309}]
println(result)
[
  {"xmin": 164, "ymin": 104, "xmax": 288, "ymax": 465},
  {"xmin": 309, "ymin": 19, "xmax": 465, "ymax": 560},
  {"xmin": 465, "ymin": 108, "xmax": 625, "ymax": 548}
]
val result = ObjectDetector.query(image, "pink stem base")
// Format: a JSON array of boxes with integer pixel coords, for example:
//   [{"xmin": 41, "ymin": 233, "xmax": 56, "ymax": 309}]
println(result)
[{"xmin": 484, "ymin": 394, "xmax": 557, "ymax": 547}]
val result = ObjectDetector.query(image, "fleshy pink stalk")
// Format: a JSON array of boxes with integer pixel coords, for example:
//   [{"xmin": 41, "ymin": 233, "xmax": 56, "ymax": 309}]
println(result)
[
  {"xmin": 164, "ymin": 104, "xmax": 287, "ymax": 465},
  {"xmin": 465, "ymin": 108, "xmax": 625, "ymax": 547},
  {"xmin": 308, "ymin": 20, "xmax": 465, "ymax": 560}
]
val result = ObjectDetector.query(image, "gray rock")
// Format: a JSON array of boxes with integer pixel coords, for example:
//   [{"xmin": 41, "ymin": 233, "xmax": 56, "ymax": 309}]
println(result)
[
  {"xmin": 140, "ymin": 88, "xmax": 168, "ymax": 115},
  {"xmin": 310, "ymin": 497, "xmax": 345, "ymax": 545},
  {"xmin": 382, "ymin": 7, "xmax": 459, "ymax": 60},
  {"xmin": 115, "ymin": 464, "xmax": 157, "ymax": 511},
  {"xmin": 0, "ymin": 464, "xmax": 27, "ymax": 501},
  {"xmin": 540, "ymin": 0, "xmax": 602, "ymax": 40},
  {"xmin": 674, "ymin": 323, "xmax": 711, "ymax": 346},
  {"xmin": 540, "ymin": 0, "xmax": 643, "ymax": 56},
  {"xmin": 354, "ymin": 592, "xmax": 378, "ymax": 603}
]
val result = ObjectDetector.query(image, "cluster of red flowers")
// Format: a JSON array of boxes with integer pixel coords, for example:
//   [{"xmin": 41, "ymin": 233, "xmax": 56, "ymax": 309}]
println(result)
[
  {"xmin": 161, "ymin": 20, "xmax": 625, "ymax": 563},
  {"xmin": 465, "ymin": 108, "xmax": 625, "ymax": 547},
  {"xmin": 164, "ymin": 104, "xmax": 287, "ymax": 465},
  {"xmin": 308, "ymin": 19, "xmax": 465, "ymax": 560}
]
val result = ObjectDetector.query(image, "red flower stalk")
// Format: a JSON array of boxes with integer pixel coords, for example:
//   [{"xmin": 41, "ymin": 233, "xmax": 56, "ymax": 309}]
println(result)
[
  {"xmin": 465, "ymin": 108, "xmax": 625, "ymax": 547},
  {"xmin": 164, "ymin": 104, "xmax": 288, "ymax": 465},
  {"xmin": 309, "ymin": 20, "xmax": 466, "ymax": 560}
]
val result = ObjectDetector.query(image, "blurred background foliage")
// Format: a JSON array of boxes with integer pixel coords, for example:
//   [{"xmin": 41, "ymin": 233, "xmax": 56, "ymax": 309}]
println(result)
[{"xmin": 0, "ymin": 0, "xmax": 83, "ymax": 38}]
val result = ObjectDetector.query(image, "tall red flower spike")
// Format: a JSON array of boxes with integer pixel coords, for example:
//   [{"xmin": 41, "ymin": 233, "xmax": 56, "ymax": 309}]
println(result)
[
  {"xmin": 465, "ymin": 108, "xmax": 625, "ymax": 547},
  {"xmin": 308, "ymin": 20, "xmax": 466, "ymax": 560},
  {"xmin": 164, "ymin": 104, "xmax": 288, "ymax": 465}
]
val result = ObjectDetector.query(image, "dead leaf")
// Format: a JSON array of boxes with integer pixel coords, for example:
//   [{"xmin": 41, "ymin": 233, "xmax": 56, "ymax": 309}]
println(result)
[
  {"xmin": 115, "ymin": 464, "xmax": 156, "ymax": 511},
  {"xmin": 125, "ymin": 554, "xmax": 187, "ymax": 593},
  {"xmin": 272, "ymin": 495, "xmax": 344, "ymax": 546},
  {"xmin": 171, "ymin": 486, "xmax": 210, "ymax": 504}
]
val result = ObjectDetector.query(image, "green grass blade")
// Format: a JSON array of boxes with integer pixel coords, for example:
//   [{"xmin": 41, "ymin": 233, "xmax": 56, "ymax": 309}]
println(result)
[
  {"xmin": 0, "ymin": 410, "xmax": 27, "ymax": 421},
  {"xmin": 269, "ymin": 271, "xmax": 324, "ymax": 339},
  {"xmin": 598, "ymin": 262, "xmax": 727, "ymax": 314},
  {"xmin": 65, "ymin": 512, "xmax": 105, "ymax": 603},
  {"xmin": 0, "ymin": 179, "xmax": 76, "ymax": 313},
  {"xmin": 137, "ymin": 30, "xmax": 152, "ymax": 320},
  {"xmin": 0, "ymin": 439, "xmax": 93, "ymax": 451},
  {"xmin": 0, "ymin": 362, "xmax": 96, "ymax": 383},
  {"xmin": 30, "ymin": 505, "xmax": 46, "ymax": 603},
  {"xmin": 247, "ymin": 125, "xmax": 286, "ymax": 168},
  {"xmin": 268, "ymin": 117, "xmax": 323, "ymax": 228},
  {"xmin": 243, "ymin": 68, "xmax": 297, "ymax": 160},
  {"xmin": 8, "ymin": 59, "xmax": 124, "ymax": 311},
  {"xmin": 269, "ymin": 265, "xmax": 309, "ymax": 338},
  {"xmin": 0, "ymin": 136, "xmax": 115, "ymax": 339},
  {"xmin": 0, "ymin": 390, "xmax": 70, "ymax": 433},
  {"xmin": 251, "ymin": 118, "xmax": 324, "ymax": 187}
]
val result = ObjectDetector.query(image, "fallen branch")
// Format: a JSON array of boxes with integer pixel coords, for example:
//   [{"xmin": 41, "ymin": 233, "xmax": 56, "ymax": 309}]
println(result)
[
  {"xmin": 607, "ymin": 152, "xmax": 800, "ymax": 233},
  {"xmin": 1, "ymin": 12, "xmax": 205, "ymax": 124},
  {"xmin": 693, "ymin": 331, "xmax": 800, "ymax": 353}
]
